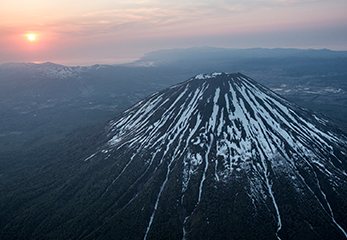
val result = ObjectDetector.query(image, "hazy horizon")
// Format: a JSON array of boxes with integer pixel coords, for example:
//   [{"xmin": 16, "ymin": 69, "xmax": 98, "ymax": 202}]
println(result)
[
  {"xmin": 1, "ymin": 46, "xmax": 347, "ymax": 67},
  {"xmin": 1, "ymin": 0, "xmax": 347, "ymax": 66}
]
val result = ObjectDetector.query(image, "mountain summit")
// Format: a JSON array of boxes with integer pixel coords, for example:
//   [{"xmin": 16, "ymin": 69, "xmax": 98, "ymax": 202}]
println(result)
[{"xmin": 80, "ymin": 72, "xmax": 347, "ymax": 239}]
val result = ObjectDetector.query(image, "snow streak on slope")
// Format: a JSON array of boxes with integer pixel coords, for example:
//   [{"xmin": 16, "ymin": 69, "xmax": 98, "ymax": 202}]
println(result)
[{"xmin": 86, "ymin": 72, "xmax": 347, "ymax": 239}]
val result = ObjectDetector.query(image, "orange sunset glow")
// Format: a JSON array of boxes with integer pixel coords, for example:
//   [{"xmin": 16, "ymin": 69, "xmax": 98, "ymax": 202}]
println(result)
[{"xmin": 1, "ymin": 0, "xmax": 346, "ymax": 65}]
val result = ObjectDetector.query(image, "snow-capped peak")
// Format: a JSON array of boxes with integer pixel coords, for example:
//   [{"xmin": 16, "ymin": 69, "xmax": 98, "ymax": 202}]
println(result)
[{"xmin": 84, "ymin": 73, "xmax": 347, "ymax": 239}]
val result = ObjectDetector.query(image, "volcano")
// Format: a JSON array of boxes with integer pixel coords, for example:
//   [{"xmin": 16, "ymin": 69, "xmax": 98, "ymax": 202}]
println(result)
[{"xmin": 78, "ymin": 72, "xmax": 347, "ymax": 240}]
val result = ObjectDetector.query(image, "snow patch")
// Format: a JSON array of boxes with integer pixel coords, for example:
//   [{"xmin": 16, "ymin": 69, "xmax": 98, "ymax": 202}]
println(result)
[{"xmin": 195, "ymin": 72, "xmax": 222, "ymax": 80}]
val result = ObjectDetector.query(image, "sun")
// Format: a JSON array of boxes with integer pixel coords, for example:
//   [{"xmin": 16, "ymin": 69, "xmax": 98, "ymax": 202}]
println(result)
[{"xmin": 27, "ymin": 34, "xmax": 36, "ymax": 41}]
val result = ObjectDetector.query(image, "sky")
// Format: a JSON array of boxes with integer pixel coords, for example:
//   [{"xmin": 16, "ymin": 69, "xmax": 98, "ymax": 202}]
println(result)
[{"xmin": 1, "ymin": 0, "xmax": 347, "ymax": 66}]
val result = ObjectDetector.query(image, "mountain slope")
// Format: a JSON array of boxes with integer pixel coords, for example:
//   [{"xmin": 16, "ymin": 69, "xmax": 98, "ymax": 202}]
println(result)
[
  {"xmin": 1, "ymin": 72, "xmax": 347, "ymax": 240},
  {"xmin": 80, "ymin": 72, "xmax": 347, "ymax": 239}
]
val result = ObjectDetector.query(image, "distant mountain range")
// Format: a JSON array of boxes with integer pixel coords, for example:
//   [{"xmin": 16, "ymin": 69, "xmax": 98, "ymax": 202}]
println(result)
[
  {"xmin": 133, "ymin": 47, "xmax": 347, "ymax": 67},
  {"xmin": 1, "ymin": 72, "xmax": 347, "ymax": 239},
  {"xmin": 1, "ymin": 47, "xmax": 346, "ymax": 152}
]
